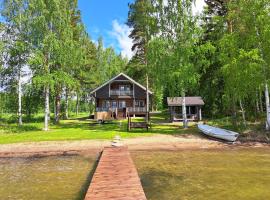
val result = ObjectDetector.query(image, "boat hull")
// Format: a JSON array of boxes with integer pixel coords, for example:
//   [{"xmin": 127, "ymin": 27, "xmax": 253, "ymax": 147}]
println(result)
[{"xmin": 198, "ymin": 124, "xmax": 239, "ymax": 142}]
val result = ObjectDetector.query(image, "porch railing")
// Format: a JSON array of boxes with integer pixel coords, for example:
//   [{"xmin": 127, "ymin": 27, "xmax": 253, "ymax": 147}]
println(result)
[
  {"xmin": 127, "ymin": 107, "xmax": 146, "ymax": 113},
  {"xmin": 110, "ymin": 90, "xmax": 133, "ymax": 96},
  {"xmin": 96, "ymin": 107, "xmax": 146, "ymax": 113},
  {"xmin": 96, "ymin": 107, "xmax": 109, "ymax": 112}
]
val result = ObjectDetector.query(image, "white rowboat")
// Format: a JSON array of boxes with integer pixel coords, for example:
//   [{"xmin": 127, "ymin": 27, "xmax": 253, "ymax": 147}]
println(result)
[{"xmin": 198, "ymin": 124, "xmax": 239, "ymax": 142}]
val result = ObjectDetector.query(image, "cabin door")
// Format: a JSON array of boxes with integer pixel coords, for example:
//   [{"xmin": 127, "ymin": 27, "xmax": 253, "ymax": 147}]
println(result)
[
  {"xmin": 119, "ymin": 100, "xmax": 127, "ymax": 118},
  {"xmin": 112, "ymin": 101, "xmax": 117, "ymax": 119}
]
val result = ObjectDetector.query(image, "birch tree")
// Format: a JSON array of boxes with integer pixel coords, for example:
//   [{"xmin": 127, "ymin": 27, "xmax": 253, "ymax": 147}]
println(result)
[
  {"xmin": 27, "ymin": 0, "xmax": 65, "ymax": 130},
  {"xmin": 151, "ymin": 0, "xmax": 199, "ymax": 128},
  {"xmin": 1, "ymin": 0, "xmax": 29, "ymax": 125},
  {"xmin": 224, "ymin": 0, "xmax": 270, "ymax": 129}
]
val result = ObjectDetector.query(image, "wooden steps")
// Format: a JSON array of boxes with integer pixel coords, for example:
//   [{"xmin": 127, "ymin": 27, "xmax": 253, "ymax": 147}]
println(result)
[{"xmin": 85, "ymin": 147, "xmax": 147, "ymax": 200}]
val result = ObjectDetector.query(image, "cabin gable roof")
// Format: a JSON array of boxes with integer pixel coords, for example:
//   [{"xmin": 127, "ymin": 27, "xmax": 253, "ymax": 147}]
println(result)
[{"xmin": 91, "ymin": 73, "xmax": 153, "ymax": 95}]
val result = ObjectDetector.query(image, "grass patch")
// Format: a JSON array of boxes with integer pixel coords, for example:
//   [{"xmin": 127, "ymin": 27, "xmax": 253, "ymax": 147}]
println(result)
[{"xmin": 0, "ymin": 112, "xmax": 200, "ymax": 144}]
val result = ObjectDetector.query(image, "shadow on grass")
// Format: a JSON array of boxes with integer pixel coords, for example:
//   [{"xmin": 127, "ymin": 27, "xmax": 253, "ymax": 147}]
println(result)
[
  {"xmin": 1, "ymin": 124, "xmax": 41, "ymax": 133},
  {"xmin": 0, "ymin": 111, "xmax": 200, "ymax": 137},
  {"xmin": 56, "ymin": 120, "xmax": 122, "ymax": 132},
  {"xmin": 75, "ymin": 152, "xmax": 102, "ymax": 200}
]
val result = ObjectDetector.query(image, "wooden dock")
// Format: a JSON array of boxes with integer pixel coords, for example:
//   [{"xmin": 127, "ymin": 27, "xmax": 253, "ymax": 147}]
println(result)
[{"xmin": 85, "ymin": 147, "xmax": 147, "ymax": 200}]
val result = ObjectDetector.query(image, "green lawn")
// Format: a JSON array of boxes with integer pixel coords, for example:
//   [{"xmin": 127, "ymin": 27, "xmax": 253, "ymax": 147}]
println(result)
[{"xmin": 0, "ymin": 112, "xmax": 198, "ymax": 144}]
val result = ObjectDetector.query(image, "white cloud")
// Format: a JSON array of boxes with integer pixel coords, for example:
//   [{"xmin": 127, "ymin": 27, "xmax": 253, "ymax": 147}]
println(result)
[
  {"xmin": 163, "ymin": 0, "xmax": 205, "ymax": 15},
  {"xmin": 163, "ymin": 0, "xmax": 168, "ymax": 7},
  {"xmin": 110, "ymin": 20, "xmax": 133, "ymax": 60},
  {"xmin": 193, "ymin": 0, "xmax": 206, "ymax": 15}
]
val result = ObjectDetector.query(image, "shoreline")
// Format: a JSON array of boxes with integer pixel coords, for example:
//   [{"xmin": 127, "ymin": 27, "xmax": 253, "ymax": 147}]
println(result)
[{"xmin": 0, "ymin": 134, "xmax": 269, "ymax": 158}]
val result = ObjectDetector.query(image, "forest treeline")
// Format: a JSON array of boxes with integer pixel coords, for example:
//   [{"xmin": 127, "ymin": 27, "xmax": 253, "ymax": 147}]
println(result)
[
  {"xmin": 125, "ymin": 0, "xmax": 270, "ymax": 129},
  {"xmin": 1, "ymin": 0, "xmax": 270, "ymax": 131},
  {"xmin": 0, "ymin": 0, "xmax": 127, "ymax": 130}
]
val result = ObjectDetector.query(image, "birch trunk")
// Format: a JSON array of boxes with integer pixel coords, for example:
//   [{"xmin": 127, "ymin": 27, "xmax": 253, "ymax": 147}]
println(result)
[
  {"xmin": 265, "ymin": 84, "xmax": 270, "ymax": 130},
  {"xmin": 239, "ymin": 99, "xmax": 246, "ymax": 127},
  {"xmin": 64, "ymin": 89, "xmax": 69, "ymax": 120},
  {"xmin": 18, "ymin": 70, "xmax": 22, "ymax": 125},
  {"xmin": 55, "ymin": 92, "xmax": 61, "ymax": 124},
  {"xmin": 181, "ymin": 90, "xmax": 188, "ymax": 128},
  {"xmin": 253, "ymin": 12, "xmax": 269, "ymax": 130},
  {"xmin": 146, "ymin": 75, "xmax": 149, "ymax": 123},
  {"xmin": 232, "ymin": 96, "xmax": 237, "ymax": 128},
  {"xmin": 44, "ymin": 86, "xmax": 50, "ymax": 131},
  {"xmin": 256, "ymin": 90, "xmax": 260, "ymax": 113},
  {"xmin": 18, "ymin": 13, "xmax": 22, "ymax": 126},
  {"xmin": 76, "ymin": 92, "xmax": 79, "ymax": 116},
  {"xmin": 259, "ymin": 87, "xmax": 263, "ymax": 112}
]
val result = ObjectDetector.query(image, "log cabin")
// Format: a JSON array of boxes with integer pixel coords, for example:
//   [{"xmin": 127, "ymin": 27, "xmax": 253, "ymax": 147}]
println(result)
[
  {"xmin": 91, "ymin": 73, "xmax": 152, "ymax": 121},
  {"xmin": 167, "ymin": 97, "xmax": 204, "ymax": 122}
]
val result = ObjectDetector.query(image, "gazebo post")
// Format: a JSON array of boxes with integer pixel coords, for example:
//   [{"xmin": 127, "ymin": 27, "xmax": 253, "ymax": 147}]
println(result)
[{"xmin": 199, "ymin": 106, "xmax": 202, "ymax": 121}]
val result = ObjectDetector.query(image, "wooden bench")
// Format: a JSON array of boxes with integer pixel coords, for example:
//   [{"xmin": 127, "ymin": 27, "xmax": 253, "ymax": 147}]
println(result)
[{"xmin": 128, "ymin": 116, "xmax": 150, "ymax": 131}]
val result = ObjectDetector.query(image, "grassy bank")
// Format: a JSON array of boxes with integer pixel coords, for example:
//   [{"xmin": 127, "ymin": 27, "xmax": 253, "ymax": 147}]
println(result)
[
  {"xmin": 205, "ymin": 116, "xmax": 270, "ymax": 142},
  {"xmin": 1, "ymin": 111, "xmax": 269, "ymax": 145},
  {"xmin": 0, "ymin": 112, "xmax": 198, "ymax": 144}
]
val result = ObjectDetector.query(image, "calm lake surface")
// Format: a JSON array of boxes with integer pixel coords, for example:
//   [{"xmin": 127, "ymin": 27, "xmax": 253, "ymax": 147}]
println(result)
[
  {"xmin": 0, "ymin": 148, "xmax": 269, "ymax": 200},
  {"xmin": 132, "ymin": 148, "xmax": 270, "ymax": 200},
  {"xmin": 0, "ymin": 155, "xmax": 96, "ymax": 200}
]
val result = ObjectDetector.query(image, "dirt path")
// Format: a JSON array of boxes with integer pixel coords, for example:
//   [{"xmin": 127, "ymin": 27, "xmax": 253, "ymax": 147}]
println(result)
[{"xmin": 0, "ymin": 134, "xmax": 269, "ymax": 158}]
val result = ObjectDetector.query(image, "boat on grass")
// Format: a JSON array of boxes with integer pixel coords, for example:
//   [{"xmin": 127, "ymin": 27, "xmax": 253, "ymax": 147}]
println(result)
[{"xmin": 198, "ymin": 124, "xmax": 239, "ymax": 142}]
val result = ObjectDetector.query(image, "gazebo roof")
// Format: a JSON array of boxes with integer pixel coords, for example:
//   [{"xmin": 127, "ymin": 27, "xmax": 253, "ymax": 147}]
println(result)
[{"xmin": 167, "ymin": 97, "xmax": 204, "ymax": 106}]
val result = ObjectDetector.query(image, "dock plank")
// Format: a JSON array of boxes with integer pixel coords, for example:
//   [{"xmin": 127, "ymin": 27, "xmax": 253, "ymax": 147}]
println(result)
[{"xmin": 85, "ymin": 147, "xmax": 147, "ymax": 200}]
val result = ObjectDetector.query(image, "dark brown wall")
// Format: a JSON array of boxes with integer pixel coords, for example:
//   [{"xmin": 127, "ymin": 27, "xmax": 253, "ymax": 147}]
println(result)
[
  {"xmin": 134, "ymin": 85, "xmax": 147, "ymax": 99},
  {"xmin": 95, "ymin": 84, "xmax": 109, "ymax": 98},
  {"xmin": 94, "ymin": 75, "xmax": 151, "ymax": 100}
]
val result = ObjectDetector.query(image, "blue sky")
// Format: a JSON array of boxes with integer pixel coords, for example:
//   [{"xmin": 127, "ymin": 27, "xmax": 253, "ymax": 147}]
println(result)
[
  {"xmin": 0, "ymin": 0, "xmax": 205, "ymax": 60},
  {"xmin": 78, "ymin": 0, "xmax": 134, "ymax": 58},
  {"xmin": 78, "ymin": 0, "xmax": 205, "ymax": 59}
]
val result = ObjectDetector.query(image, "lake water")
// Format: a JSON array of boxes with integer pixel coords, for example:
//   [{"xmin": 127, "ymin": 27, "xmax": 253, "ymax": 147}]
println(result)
[
  {"xmin": 0, "ymin": 155, "xmax": 96, "ymax": 200},
  {"xmin": 132, "ymin": 148, "xmax": 270, "ymax": 200},
  {"xmin": 0, "ymin": 148, "xmax": 269, "ymax": 200}
]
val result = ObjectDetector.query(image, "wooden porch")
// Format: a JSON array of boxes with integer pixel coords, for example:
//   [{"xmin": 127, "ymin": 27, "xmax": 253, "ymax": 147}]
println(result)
[{"xmin": 95, "ymin": 107, "xmax": 147, "ymax": 121}]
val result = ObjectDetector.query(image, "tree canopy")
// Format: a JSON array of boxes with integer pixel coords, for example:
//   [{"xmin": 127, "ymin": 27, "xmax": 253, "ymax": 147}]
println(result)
[{"xmin": 1, "ymin": 0, "xmax": 270, "ymax": 131}]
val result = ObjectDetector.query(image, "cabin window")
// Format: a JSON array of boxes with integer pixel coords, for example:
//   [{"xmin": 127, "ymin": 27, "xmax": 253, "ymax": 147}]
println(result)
[
  {"xmin": 112, "ymin": 101, "xmax": 117, "ymax": 108},
  {"xmin": 135, "ymin": 100, "xmax": 145, "ymax": 107},
  {"xmin": 118, "ymin": 100, "xmax": 126, "ymax": 108},
  {"xmin": 119, "ymin": 85, "xmax": 130, "ymax": 91},
  {"xmin": 102, "ymin": 100, "xmax": 110, "ymax": 108}
]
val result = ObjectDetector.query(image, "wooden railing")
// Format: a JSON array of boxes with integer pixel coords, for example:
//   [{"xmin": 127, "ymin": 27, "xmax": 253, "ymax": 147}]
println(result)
[
  {"xmin": 96, "ymin": 107, "xmax": 146, "ymax": 113},
  {"xmin": 110, "ymin": 90, "xmax": 133, "ymax": 96},
  {"xmin": 127, "ymin": 107, "xmax": 146, "ymax": 113},
  {"xmin": 96, "ymin": 107, "xmax": 109, "ymax": 112}
]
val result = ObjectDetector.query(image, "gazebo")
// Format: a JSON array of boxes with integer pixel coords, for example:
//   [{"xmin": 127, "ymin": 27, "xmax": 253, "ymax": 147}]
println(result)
[{"xmin": 167, "ymin": 97, "xmax": 204, "ymax": 122}]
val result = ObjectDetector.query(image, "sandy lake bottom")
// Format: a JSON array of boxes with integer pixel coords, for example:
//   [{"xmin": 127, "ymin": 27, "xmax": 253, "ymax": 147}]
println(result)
[
  {"xmin": 131, "ymin": 148, "xmax": 270, "ymax": 200},
  {"xmin": 0, "ymin": 147, "xmax": 269, "ymax": 200}
]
